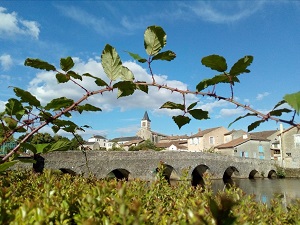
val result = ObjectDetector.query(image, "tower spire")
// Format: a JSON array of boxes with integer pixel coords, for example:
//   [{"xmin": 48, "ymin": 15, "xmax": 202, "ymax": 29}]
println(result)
[{"xmin": 142, "ymin": 111, "xmax": 151, "ymax": 122}]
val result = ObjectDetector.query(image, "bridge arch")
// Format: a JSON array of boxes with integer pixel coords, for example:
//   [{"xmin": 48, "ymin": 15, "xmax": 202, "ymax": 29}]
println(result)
[
  {"xmin": 155, "ymin": 164, "xmax": 179, "ymax": 184},
  {"xmin": 267, "ymin": 169, "xmax": 277, "ymax": 178},
  {"xmin": 223, "ymin": 166, "xmax": 239, "ymax": 179},
  {"xmin": 59, "ymin": 168, "xmax": 77, "ymax": 175},
  {"xmin": 191, "ymin": 164, "xmax": 210, "ymax": 187},
  {"xmin": 107, "ymin": 168, "xmax": 131, "ymax": 181},
  {"xmin": 249, "ymin": 169, "xmax": 260, "ymax": 179}
]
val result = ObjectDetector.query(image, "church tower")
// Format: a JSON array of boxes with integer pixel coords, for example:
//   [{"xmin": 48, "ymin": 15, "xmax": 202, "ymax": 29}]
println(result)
[{"xmin": 141, "ymin": 111, "xmax": 151, "ymax": 130}]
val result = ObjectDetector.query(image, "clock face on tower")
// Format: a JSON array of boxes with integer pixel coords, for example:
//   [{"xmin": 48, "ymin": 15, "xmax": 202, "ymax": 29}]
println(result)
[{"xmin": 142, "ymin": 122, "xmax": 146, "ymax": 127}]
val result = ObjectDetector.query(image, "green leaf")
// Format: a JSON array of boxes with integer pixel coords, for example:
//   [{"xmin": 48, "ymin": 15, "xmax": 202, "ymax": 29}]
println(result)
[
  {"xmin": 19, "ymin": 142, "xmax": 36, "ymax": 154},
  {"xmin": 248, "ymin": 120, "xmax": 265, "ymax": 132},
  {"xmin": 120, "ymin": 66, "xmax": 134, "ymax": 81},
  {"xmin": 160, "ymin": 101, "xmax": 185, "ymax": 111},
  {"xmin": 269, "ymin": 108, "xmax": 292, "ymax": 116},
  {"xmin": 284, "ymin": 92, "xmax": 300, "ymax": 115},
  {"xmin": 228, "ymin": 113, "xmax": 257, "ymax": 128},
  {"xmin": 3, "ymin": 117, "xmax": 18, "ymax": 129},
  {"xmin": 187, "ymin": 102, "xmax": 198, "ymax": 110},
  {"xmin": 144, "ymin": 25, "xmax": 166, "ymax": 56},
  {"xmin": 125, "ymin": 51, "xmax": 147, "ymax": 63},
  {"xmin": 44, "ymin": 97, "xmax": 74, "ymax": 111},
  {"xmin": 273, "ymin": 100, "xmax": 286, "ymax": 110},
  {"xmin": 101, "ymin": 44, "xmax": 122, "ymax": 81},
  {"xmin": 52, "ymin": 125, "xmax": 60, "ymax": 133},
  {"xmin": 60, "ymin": 57, "xmax": 74, "ymax": 72},
  {"xmin": 82, "ymin": 73, "xmax": 108, "ymax": 86},
  {"xmin": 42, "ymin": 140, "xmax": 71, "ymax": 153},
  {"xmin": 196, "ymin": 74, "xmax": 240, "ymax": 92},
  {"xmin": 52, "ymin": 120, "xmax": 78, "ymax": 133},
  {"xmin": 188, "ymin": 109, "xmax": 209, "ymax": 120},
  {"xmin": 35, "ymin": 143, "xmax": 50, "ymax": 154},
  {"xmin": 201, "ymin": 55, "xmax": 227, "ymax": 72},
  {"xmin": 172, "ymin": 115, "xmax": 191, "ymax": 129},
  {"xmin": 56, "ymin": 73, "xmax": 70, "ymax": 83},
  {"xmin": 0, "ymin": 160, "xmax": 18, "ymax": 172},
  {"xmin": 113, "ymin": 81, "xmax": 136, "ymax": 98},
  {"xmin": 5, "ymin": 98, "xmax": 25, "ymax": 120},
  {"xmin": 136, "ymin": 83, "xmax": 148, "ymax": 94},
  {"xmin": 24, "ymin": 58, "xmax": 56, "ymax": 71},
  {"xmin": 229, "ymin": 55, "xmax": 253, "ymax": 76},
  {"xmin": 67, "ymin": 71, "xmax": 82, "ymax": 80},
  {"xmin": 77, "ymin": 104, "xmax": 102, "ymax": 114},
  {"xmin": 13, "ymin": 87, "xmax": 41, "ymax": 107},
  {"xmin": 152, "ymin": 50, "xmax": 176, "ymax": 61}
]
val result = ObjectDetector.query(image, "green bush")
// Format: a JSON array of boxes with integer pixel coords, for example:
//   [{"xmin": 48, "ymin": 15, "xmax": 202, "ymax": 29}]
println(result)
[{"xmin": 1, "ymin": 170, "xmax": 300, "ymax": 224}]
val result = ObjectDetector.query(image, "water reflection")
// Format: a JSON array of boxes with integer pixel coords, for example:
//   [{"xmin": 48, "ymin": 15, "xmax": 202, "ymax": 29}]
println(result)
[{"xmin": 211, "ymin": 178, "xmax": 300, "ymax": 205}]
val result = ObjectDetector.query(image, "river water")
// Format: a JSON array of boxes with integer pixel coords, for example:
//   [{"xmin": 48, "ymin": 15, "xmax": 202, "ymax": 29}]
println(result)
[{"xmin": 211, "ymin": 178, "xmax": 300, "ymax": 205}]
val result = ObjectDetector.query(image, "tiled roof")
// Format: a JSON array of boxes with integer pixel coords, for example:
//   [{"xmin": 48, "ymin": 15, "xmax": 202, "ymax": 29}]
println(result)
[
  {"xmin": 156, "ymin": 141, "xmax": 187, "ymax": 150},
  {"xmin": 160, "ymin": 135, "xmax": 189, "ymax": 140},
  {"xmin": 190, "ymin": 127, "xmax": 221, "ymax": 138},
  {"xmin": 250, "ymin": 130, "xmax": 278, "ymax": 139},
  {"xmin": 92, "ymin": 135, "xmax": 106, "ymax": 139},
  {"xmin": 122, "ymin": 139, "xmax": 144, "ymax": 146},
  {"xmin": 216, "ymin": 135, "xmax": 270, "ymax": 149},
  {"xmin": 110, "ymin": 136, "xmax": 142, "ymax": 142}
]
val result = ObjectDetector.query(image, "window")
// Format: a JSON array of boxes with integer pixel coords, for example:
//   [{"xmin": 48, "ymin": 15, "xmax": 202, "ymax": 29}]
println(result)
[
  {"xmin": 258, "ymin": 146, "xmax": 264, "ymax": 153},
  {"xmin": 209, "ymin": 136, "xmax": 215, "ymax": 145},
  {"xmin": 286, "ymin": 153, "xmax": 292, "ymax": 157},
  {"xmin": 294, "ymin": 134, "xmax": 300, "ymax": 147},
  {"xmin": 193, "ymin": 138, "xmax": 199, "ymax": 145}
]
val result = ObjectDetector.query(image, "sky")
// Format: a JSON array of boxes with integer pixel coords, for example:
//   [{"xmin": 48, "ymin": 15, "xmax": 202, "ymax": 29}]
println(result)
[{"xmin": 0, "ymin": 1, "xmax": 299, "ymax": 140}]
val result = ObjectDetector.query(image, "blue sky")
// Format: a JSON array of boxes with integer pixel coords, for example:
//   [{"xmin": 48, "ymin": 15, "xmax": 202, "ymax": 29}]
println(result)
[{"xmin": 0, "ymin": 1, "xmax": 299, "ymax": 140}]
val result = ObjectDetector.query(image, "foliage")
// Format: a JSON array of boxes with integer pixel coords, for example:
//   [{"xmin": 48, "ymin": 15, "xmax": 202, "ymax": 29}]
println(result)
[
  {"xmin": 276, "ymin": 165, "xmax": 286, "ymax": 178},
  {"xmin": 0, "ymin": 24, "xmax": 299, "ymax": 169},
  {"xmin": 1, "ymin": 170, "xmax": 300, "ymax": 224},
  {"xmin": 111, "ymin": 142, "xmax": 125, "ymax": 151}
]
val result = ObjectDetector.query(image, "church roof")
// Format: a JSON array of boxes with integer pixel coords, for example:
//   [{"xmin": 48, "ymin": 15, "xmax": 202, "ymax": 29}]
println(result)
[{"xmin": 142, "ymin": 111, "xmax": 151, "ymax": 122}]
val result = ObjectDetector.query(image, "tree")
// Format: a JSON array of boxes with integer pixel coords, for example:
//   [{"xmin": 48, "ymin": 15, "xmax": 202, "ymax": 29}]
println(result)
[
  {"xmin": 70, "ymin": 134, "xmax": 84, "ymax": 150},
  {"xmin": 0, "ymin": 25, "xmax": 299, "ymax": 170},
  {"xmin": 31, "ymin": 132, "xmax": 54, "ymax": 144}
]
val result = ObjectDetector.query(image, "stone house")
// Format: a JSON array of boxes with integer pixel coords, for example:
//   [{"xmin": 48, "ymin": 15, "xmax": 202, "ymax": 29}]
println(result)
[
  {"xmin": 156, "ymin": 140, "xmax": 188, "ymax": 151},
  {"xmin": 215, "ymin": 134, "xmax": 271, "ymax": 160},
  {"xmin": 224, "ymin": 129, "xmax": 247, "ymax": 143},
  {"xmin": 81, "ymin": 135, "xmax": 107, "ymax": 150},
  {"xmin": 277, "ymin": 126, "xmax": 300, "ymax": 168},
  {"xmin": 187, "ymin": 126, "xmax": 229, "ymax": 152},
  {"xmin": 250, "ymin": 130, "xmax": 280, "ymax": 160}
]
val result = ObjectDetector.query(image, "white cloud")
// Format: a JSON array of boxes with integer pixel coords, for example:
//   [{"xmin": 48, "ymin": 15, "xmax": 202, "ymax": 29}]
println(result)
[
  {"xmin": 219, "ymin": 107, "xmax": 246, "ymax": 118},
  {"xmin": 0, "ymin": 54, "xmax": 13, "ymax": 70},
  {"xmin": 0, "ymin": 7, "xmax": 40, "ymax": 39},
  {"xmin": 178, "ymin": 1, "xmax": 266, "ymax": 23},
  {"xmin": 256, "ymin": 92, "xmax": 270, "ymax": 100},
  {"xmin": 199, "ymin": 99, "xmax": 229, "ymax": 113},
  {"xmin": 0, "ymin": 100, "xmax": 6, "ymax": 112}
]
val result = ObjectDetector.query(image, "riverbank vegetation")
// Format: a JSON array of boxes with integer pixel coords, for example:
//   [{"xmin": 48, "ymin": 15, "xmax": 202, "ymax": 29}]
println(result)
[{"xmin": 1, "ymin": 169, "xmax": 300, "ymax": 224}]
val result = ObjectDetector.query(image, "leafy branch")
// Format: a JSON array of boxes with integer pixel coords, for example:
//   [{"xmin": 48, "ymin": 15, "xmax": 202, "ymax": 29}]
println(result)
[{"xmin": 1, "ymin": 25, "xmax": 299, "ymax": 169}]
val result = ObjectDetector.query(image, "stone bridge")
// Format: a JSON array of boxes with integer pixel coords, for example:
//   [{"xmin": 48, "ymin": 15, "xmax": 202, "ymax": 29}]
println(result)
[{"xmin": 25, "ymin": 150, "xmax": 278, "ymax": 185}]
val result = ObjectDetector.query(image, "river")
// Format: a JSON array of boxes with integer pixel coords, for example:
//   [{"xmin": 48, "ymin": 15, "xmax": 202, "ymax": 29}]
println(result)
[{"xmin": 211, "ymin": 178, "xmax": 300, "ymax": 205}]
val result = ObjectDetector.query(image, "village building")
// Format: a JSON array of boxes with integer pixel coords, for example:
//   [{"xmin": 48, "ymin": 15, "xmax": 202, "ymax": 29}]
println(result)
[
  {"xmin": 81, "ymin": 135, "xmax": 107, "ymax": 150},
  {"xmin": 187, "ymin": 126, "xmax": 229, "ymax": 152},
  {"xmin": 277, "ymin": 126, "xmax": 300, "ymax": 168},
  {"xmin": 136, "ymin": 111, "xmax": 168, "ymax": 143},
  {"xmin": 215, "ymin": 134, "xmax": 271, "ymax": 160}
]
